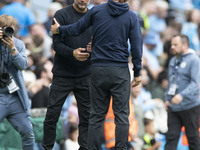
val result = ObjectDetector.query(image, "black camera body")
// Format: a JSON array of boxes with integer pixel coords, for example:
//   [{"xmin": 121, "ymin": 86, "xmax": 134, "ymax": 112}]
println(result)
[
  {"xmin": 2, "ymin": 27, "xmax": 14, "ymax": 37},
  {"xmin": 0, "ymin": 72, "xmax": 11, "ymax": 87}
]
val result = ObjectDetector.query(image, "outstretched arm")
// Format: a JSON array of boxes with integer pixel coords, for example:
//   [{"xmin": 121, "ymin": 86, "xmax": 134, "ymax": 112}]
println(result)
[
  {"xmin": 52, "ymin": 11, "xmax": 92, "ymax": 61},
  {"xmin": 51, "ymin": 9, "xmax": 93, "ymax": 36}
]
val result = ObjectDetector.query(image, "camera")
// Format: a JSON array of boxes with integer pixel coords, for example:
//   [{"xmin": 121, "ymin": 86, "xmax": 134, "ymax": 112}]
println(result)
[
  {"xmin": 0, "ymin": 73, "xmax": 11, "ymax": 88},
  {"xmin": 2, "ymin": 27, "xmax": 14, "ymax": 37}
]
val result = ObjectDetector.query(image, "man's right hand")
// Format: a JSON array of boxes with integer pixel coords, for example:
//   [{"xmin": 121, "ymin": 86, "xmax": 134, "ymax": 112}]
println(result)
[
  {"xmin": 51, "ymin": 18, "xmax": 60, "ymax": 34},
  {"xmin": 164, "ymin": 101, "xmax": 170, "ymax": 111},
  {"xmin": 132, "ymin": 76, "xmax": 142, "ymax": 87},
  {"xmin": 73, "ymin": 48, "xmax": 90, "ymax": 61}
]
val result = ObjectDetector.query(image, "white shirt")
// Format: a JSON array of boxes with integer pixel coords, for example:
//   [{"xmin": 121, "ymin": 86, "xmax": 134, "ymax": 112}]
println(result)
[{"xmin": 65, "ymin": 139, "xmax": 80, "ymax": 150}]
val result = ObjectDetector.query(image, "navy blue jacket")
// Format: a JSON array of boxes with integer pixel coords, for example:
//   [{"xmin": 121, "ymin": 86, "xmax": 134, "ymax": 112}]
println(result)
[
  {"xmin": 59, "ymin": 0, "xmax": 143, "ymax": 77},
  {"xmin": 165, "ymin": 52, "xmax": 200, "ymax": 111}
]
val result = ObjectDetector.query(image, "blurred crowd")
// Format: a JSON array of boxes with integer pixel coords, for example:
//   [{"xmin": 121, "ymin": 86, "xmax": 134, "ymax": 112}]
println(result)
[{"xmin": 0, "ymin": 0, "xmax": 200, "ymax": 150}]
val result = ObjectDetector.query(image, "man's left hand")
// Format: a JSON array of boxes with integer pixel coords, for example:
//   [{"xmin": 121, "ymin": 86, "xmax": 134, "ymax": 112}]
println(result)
[
  {"xmin": 73, "ymin": 48, "xmax": 90, "ymax": 61},
  {"xmin": 51, "ymin": 18, "xmax": 60, "ymax": 34},
  {"xmin": 171, "ymin": 94, "xmax": 183, "ymax": 105}
]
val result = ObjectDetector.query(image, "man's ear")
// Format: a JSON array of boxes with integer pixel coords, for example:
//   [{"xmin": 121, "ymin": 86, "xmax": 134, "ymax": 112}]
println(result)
[{"xmin": 183, "ymin": 42, "xmax": 188, "ymax": 50}]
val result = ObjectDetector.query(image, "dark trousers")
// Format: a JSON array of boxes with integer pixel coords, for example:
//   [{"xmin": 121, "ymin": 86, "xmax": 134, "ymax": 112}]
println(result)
[
  {"xmin": 110, "ymin": 142, "xmax": 132, "ymax": 150},
  {"xmin": 165, "ymin": 105, "xmax": 200, "ymax": 150},
  {"xmin": 42, "ymin": 75, "xmax": 90, "ymax": 150},
  {"xmin": 88, "ymin": 66, "xmax": 130, "ymax": 150}
]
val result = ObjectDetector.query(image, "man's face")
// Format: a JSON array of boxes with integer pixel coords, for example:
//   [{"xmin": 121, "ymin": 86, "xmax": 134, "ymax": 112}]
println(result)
[
  {"xmin": 170, "ymin": 36, "xmax": 184, "ymax": 56},
  {"xmin": 145, "ymin": 43, "xmax": 156, "ymax": 50},
  {"xmin": 44, "ymin": 61, "xmax": 53, "ymax": 82},
  {"xmin": 74, "ymin": 0, "xmax": 89, "ymax": 10}
]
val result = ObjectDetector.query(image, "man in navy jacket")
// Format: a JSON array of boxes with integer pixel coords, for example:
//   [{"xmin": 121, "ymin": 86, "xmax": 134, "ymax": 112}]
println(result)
[
  {"xmin": 51, "ymin": 0, "xmax": 143, "ymax": 149},
  {"xmin": 164, "ymin": 34, "xmax": 200, "ymax": 150}
]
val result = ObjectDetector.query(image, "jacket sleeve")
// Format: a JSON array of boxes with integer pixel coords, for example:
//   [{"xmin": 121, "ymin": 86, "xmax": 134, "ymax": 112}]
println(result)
[
  {"xmin": 129, "ymin": 15, "xmax": 143, "ymax": 77},
  {"xmin": 11, "ymin": 39, "xmax": 28, "ymax": 70},
  {"xmin": 59, "ymin": 8, "xmax": 93, "ymax": 37}
]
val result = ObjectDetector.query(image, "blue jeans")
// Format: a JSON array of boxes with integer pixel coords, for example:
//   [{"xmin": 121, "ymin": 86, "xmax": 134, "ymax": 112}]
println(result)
[{"xmin": 0, "ymin": 94, "xmax": 35, "ymax": 150}]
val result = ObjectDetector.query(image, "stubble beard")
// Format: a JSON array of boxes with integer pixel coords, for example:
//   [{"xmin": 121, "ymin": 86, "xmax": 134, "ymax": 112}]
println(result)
[{"xmin": 75, "ymin": 2, "xmax": 87, "ymax": 11}]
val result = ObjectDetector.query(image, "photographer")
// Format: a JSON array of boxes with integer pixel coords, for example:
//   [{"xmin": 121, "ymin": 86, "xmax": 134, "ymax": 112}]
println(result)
[{"xmin": 0, "ymin": 14, "xmax": 35, "ymax": 150}]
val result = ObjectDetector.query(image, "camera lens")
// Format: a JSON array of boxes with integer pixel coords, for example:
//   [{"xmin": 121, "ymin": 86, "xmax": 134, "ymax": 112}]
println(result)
[{"xmin": 4, "ymin": 27, "xmax": 14, "ymax": 37}]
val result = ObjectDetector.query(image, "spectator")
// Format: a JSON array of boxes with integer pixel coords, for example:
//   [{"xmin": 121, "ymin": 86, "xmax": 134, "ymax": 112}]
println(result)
[
  {"xmin": 164, "ymin": 34, "xmax": 200, "ymax": 150},
  {"xmin": 22, "ymin": 49, "xmax": 37, "ymax": 88},
  {"xmin": 43, "ymin": 2, "xmax": 62, "ymax": 36},
  {"xmin": 193, "ymin": 0, "xmax": 200, "ymax": 9},
  {"xmin": 131, "ymin": 78, "xmax": 157, "ymax": 114},
  {"xmin": 27, "ymin": 60, "xmax": 53, "ymax": 108},
  {"xmin": 65, "ymin": 124, "xmax": 79, "ymax": 150},
  {"xmin": 0, "ymin": 0, "xmax": 12, "ymax": 9},
  {"xmin": 87, "ymin": 0, "xmax": 105, "ymax": 9},
  {"xmin": 132, "ymin": 68, "xmax": 167, "ymax": 134},
  {"xmin": 143, "ymin": 118, "xmax": 162, "ymax": 150},
  {"xmin": 169, "ymin": 0, "xmax": 193, "ymax": 11},
  {"xmin": 131, "ymin": 83, "xmax": 145, "ymax": 140},
  {"xmin": 53, "ymin": 0, "xmax": 69, "ymax": 7},
  {"xmin": 29, "ymin": 0, "xmax": 53, "ymax": 24},
  {"xmin": 139, "ymin": 0, "xmax": 156, "ymax": 30},
  {"xmin": 142, "ymin": 31, "xmax": 163, "ymax": 80},
  {"xmin": 0, "ymin": 0, "xmax": 36, "ymax": 37},
  {"xmin": 29, "ymin": 23, "xmax": 52, "ymax": 58},
  {"xmin": 104, "ymin": 97, "xmax": 139, "ymax": 150},
  {"xmin": 149, "ymin": 0, "xmax": 169, "ymax": 33},
  {"xmin": 150, "ymin": 69, "xmax": 168, "ymax": 100},
  {"xmin": 181, "ymin": 9, "xmax": 200, "ymax": 51},
  {"xmin": 67, "ymin": 97, "xmax": 79, "ymax": 125},
  {"xmin": 128, "ymin": 0, "xmax": 141, "ymax": 14},
  {"xmin": 161, "ymin": 23, "xmax": 181, "ymax": 69}
]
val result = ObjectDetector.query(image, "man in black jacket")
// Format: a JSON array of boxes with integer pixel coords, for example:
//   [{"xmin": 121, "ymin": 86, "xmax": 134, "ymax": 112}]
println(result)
[{"xmin": 42, "ymin": 0, "xmax": 92, "ymax": 149}]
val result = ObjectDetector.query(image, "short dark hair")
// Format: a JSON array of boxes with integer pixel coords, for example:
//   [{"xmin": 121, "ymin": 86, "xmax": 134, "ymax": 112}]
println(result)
[
  {"xmin": 68, "ymin": 123, "xmax": 78, "ymax": 140},
  {"xmin": 173, "ymin": 34, "xmax": 189, "ymax": 46},
  {"xmin": 34, "ymin": 63, "xmax": 46, "ymax": 79},
  {"xmin": 157, "ymin": 69, "xmax": 168, "ymax": 84},
  {"xmin": 144, "ymin": 118, "xmax": 153, "ymax": 127}
]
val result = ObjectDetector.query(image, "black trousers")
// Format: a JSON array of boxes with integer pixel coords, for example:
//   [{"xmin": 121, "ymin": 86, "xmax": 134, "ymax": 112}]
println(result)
[
  {"xmin": 88, "ymin": 66, "xmax": 130, "ymax": 150},
  {"xmin": 165, "ymin": 105, "xmax": 200, "ymax": 150},
  {"xmin": 42, "ymin": 75, "xmax": 90, "ymax": 150}
]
